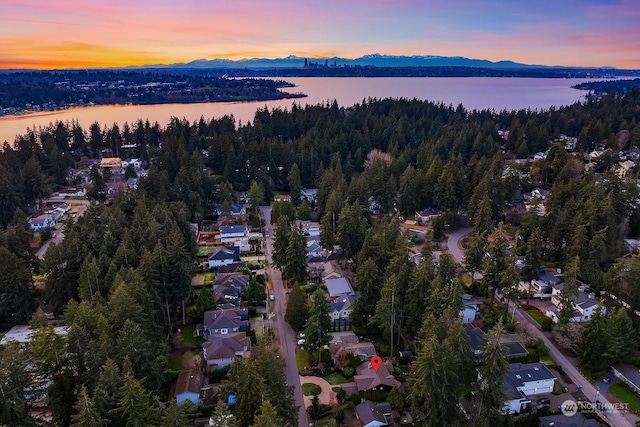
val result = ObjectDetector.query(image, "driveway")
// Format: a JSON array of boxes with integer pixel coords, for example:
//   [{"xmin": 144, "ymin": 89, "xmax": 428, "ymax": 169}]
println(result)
[
  {"xmin": 299, "ymin": 375, "xmax": 336, "ymax": 407},
  {"xmin": 446, "ymin": 227, "xmax": 472, "ymax": 264},
  {"xmin": 261, "ymin": 206, "xmax": 308, "ymax": 427}
]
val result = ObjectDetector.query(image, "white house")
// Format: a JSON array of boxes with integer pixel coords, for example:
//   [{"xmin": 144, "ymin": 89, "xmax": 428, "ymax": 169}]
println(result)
[
  {"xmin": 329, "ymin": 293, "xmax": 356, "ymax": 320},
  {"xmin": 207, "ymin": 246, "xmax": 241, "ymax": 269},
  {"xmin": 218, "ymin": 225, "xmax": 250, "ymax": 252},
  {"xmin": 502, "ymin": 363, "xmax": 556, "ymax": 414},
  {"xmin": 29, "ymin": 214, "xmax": 55, "ymax": 231},
  {"xmin": 300, "ymin": 188, "xmax": 318, "ymax": 203},
  {"xmin": 546, "ymin": 284, "xmax": 606, "ymax": 323},
  {"xmin": 460, "ymin": 293, "xmax": 481, "ymax": 324}
]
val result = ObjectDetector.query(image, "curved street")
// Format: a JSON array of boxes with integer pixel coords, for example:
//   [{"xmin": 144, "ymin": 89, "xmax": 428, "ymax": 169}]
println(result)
[{"xmin": 261, "ymin": 206, "xmax": 308, "ymax": 427}]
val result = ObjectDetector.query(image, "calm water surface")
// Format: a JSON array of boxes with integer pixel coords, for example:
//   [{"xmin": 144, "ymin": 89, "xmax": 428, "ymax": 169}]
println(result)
[{"xmin": 0, "ymin": 77, "xmax": 592, "ymax": 144}]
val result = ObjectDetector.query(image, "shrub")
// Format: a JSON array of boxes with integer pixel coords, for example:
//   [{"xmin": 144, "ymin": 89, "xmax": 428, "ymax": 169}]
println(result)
[
  {"xmin": 541, "ymin": 317, "xmax": 554, "ymax": 331},
  {"xmin": 343, "ymin": 366, "xmax": 355, "ymax": 378},
  {"xmin": 336, "ymin": 388, "xmax": 347, "ymax": 404},
  {"xmin": 247, "ymin": 306, "xmax": 257, "ymax": 317}
]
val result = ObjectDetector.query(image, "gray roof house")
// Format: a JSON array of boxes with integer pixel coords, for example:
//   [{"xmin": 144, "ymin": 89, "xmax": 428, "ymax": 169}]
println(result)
[
  {"xmin": 355, "ymin": 400, "xmax": 391, "ymax": 427},
  {"xmin": 202, "ymin": 332, "xmax": 250, "ymax": 372}
]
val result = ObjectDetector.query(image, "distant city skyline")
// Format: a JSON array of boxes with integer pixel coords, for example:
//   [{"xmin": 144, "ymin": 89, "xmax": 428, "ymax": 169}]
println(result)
[{"xmin": 1, "ymin": 0, "xmax": 639, "ymax": 70}]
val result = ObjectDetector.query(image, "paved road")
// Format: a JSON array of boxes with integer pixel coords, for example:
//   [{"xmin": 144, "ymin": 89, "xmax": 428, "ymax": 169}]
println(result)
[
  {"xmin": 261, "ymin": 206, "xmax": 308, "ymax": 427},
  {"xmin": 447, "ymin": 227, "xmax": 473, "ymax": 264},
  {"xmin": 450, "ymin": 227, "xmax": 633, "ymax": 426},
  {"xmin": 509, "ymin": 299, "xmax": 634, "ymax": 427}
]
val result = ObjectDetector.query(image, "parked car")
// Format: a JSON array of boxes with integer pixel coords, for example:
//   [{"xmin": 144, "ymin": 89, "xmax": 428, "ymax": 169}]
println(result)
[
  {"xmin": 269, "ymin": 294, "xmax": 275, "ymax": 301},
  {"xmin": 297, "ymin": 339, "xmax": 305, "ymax": 346},
  {"xmin": 603, "ymin": 377, "xmax": 611, "ymax": 384},
  {"xmin": 537, "ymin": 398, "xmax": 551, "ymax": 406}
]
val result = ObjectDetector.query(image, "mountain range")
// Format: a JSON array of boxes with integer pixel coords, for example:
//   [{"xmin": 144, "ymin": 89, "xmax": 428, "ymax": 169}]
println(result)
[{"xmin": 146, "ymin": 54, "xmax": 616, "ymax": 70}]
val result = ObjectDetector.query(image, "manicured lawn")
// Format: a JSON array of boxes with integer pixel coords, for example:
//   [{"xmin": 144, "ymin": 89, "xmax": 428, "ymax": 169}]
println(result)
[
  {"xmin": 180, "ymin": 325, "xmax": 204, "ymax": 345},
  {"xmin": 302, "ymin": 383, "xmax": 321, "ymax": 396},
  {"xmin": 609, "ymin": 383, "xmax": 640, "ymax": 413},
  {"xmin": 296, "ymin": 349, "xmax": 310, "ymax": 371},
  {"xmin": 204, "ymin": 272, "xmax": 215, "ymax": 281},
  {"xmin": 526, "ymin": 309, "xmax": 546, "ymax": 325},
  {"xmin": 323, "ymin": 372, "xmax": 351, "ymax": 385}
]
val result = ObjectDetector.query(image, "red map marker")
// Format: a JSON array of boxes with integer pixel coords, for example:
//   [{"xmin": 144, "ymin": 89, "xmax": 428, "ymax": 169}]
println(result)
[{"xmin": 371, "ymin": 356, "xmax": 382, "ymax": 372}]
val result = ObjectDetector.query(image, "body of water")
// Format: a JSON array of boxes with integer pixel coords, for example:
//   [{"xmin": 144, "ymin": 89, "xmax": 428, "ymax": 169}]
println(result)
[{"xmin": 0, "ymin": 77, "xmax": 593, "ymax": 144}]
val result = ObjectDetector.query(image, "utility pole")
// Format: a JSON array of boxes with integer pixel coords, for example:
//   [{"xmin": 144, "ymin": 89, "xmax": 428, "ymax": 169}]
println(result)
[{"xmin": 390, "ymin": 292, "xmax": 395, "ymax": 359}]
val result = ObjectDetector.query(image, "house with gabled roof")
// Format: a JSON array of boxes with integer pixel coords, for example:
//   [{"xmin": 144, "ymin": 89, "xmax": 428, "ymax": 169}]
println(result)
[
  {"xmin": 218, "ymin": 225, "xmax": 250, "ymax": 252},
  {"xmin": 355, "ymin": 400, "xmax": 391, "ymax": 427},
  {"xmin": 207, "ymin": 246, "xmax": 241, "ymax": 269},
  {"xmin": 352, "ymin": 359, "xmax": 400, "ymax": 394},
  {"xmin": 201, "ymin": 308, "xmax": 248, "ymax": 338},
  {"xmin": 214, "ymin": 203, "xmax": 247, "ymax": 217},
  {"xmin": 325, "ymin": 277, "xmax": 355, "ymax": 299},
  {"xmin": 202, "ymin": 332, "xmax": 250, "ymax": 372},
  {"xmin": 330, "ymin": 293, "xmax": 357, "ymax": 320},
  {"xmin": 29, "ymin": 214, "xmax": 55, "ymax": 231},
  {"xmin": 546, "ymin": 284, "xmax": 606, "ymax": 323},
  {"xmin": 174, "ymin": 369, "xmax": 203, "ymax": 405}
]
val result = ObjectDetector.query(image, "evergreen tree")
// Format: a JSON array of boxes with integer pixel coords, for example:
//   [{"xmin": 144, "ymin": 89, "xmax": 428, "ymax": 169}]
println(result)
[
  {"xmin": 71, "ymin": 386, "xmax": 107, "ymax": 427},
  {"xmin": 251, "ymin": 400, "xmax": 282, "ymax": 427},
  {"xmin": 285, "ymin": 283, "xmax": 309, "ymax": 331},
  {"xmin": 336, "ymin": 201, "xmax": 368, "ymax": 261},
  {"xmin": 304, "ymin": 289, "xmax": 331, "ymax": 364},
  {"xmin": 473, "ymin": 322, "xmax": 509, "ymax": 423},
  {"xmin": 284, "ymin": 223, "xmax": 307, "ymax": 284},
  {"xmin": 111, "ymin": 363, "xmax": 159, "ymax": 427},
  {"xmin": 208, "ymin": 401, "xmax": 238, "ymax": 427},
  {"xmin": 94, "ymin": 359, "xmax": 124, "ymax": 425},
  {"xmin": 297, "ymin": 197, "xmax": 311, "ymax": 220},
  {"xmin": 287, "ymin": 163, "xmax": 302, "ymax": 207},
  {"xmin": 271, "ymin": 216, "xmax": 291, "ymax": 270},
  {"xmin": 248, "ymin": 180, "xmax": 264, "ymax": 215},
  {"xmin": 605, "ymin": 307, "xmax": 638, "ymax": 364},
  {"xmin": 0, "ymin": 342, "xmax": 35, "ymax": 426},
  {"xmin": 578, "ymin": 308, "xmax": 609, "ymax": 370},
  {"xmin": 0, "ymin": 247, "xmax": 35, "ymax": 323},
  {"xmin": 223, "ymin": 358, "xmax": 264, "ymax": 427},
  {"xmin": 558, "ymin": 256, "xmax": 580, "ymax": 324},
  {"xmin": 246, "ymin": 276, "xmax": 264, "ymax": 305},
  {"xmin": 522, "ymin": 228, "xmax": 543, "ymax": 303},
  {"xmin": 161, "ymin": 402, "xmax": 190, "ymax": 427},
  {"xmin": 350, "ymin": 258, "xmax": 382, "ymax": 328}
]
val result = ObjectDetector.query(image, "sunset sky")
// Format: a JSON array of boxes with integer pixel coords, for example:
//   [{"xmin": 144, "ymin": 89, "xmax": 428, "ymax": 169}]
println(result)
[{"xmin": 1, "ymin": 0, "xmax": 639, "ymax": 70}]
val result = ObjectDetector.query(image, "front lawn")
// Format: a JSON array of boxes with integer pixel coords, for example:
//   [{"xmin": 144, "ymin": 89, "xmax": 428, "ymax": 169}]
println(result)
[
  {"xmin": 168, "ymin": 354, "xmax": 183, "ymax": 371},
  {"xmin": 302, "ymin": 383, "xmax": 321, "ymax": 396},
  {"xmin": 324, "ymin": 372, "xmax": 351, "ymax": 385},
  {"xmin": 296, "ymin": 349, "xmax": 310, "ymax": 371},
  {"xmin": 609, "ymin": 383, "xmax": 640, "ymax": 413},
  {"xmin": 526, "ymin": 309, "xmax": 546, "ymax": 325}
]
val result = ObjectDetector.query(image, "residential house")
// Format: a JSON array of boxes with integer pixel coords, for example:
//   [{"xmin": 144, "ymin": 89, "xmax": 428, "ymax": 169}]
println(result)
[
  {"xmin": 307, "ymin": 242, "xmax": 324, "ymax": 258},
  {"xmin": 538, "ymin": 414, "xmax": 599, "ymax": 427},
  {"xmin": 351, "ymin": 360, "xmax": 401, "ymax": 394},
  {"xmin": 212, "ymin": 272, "xmax": 249, "ymax": 292},
  {"xmin": 174, "ymin": 369, "xmax": 203, "ymax": 405},
  {"xmin": 617, "ymin": 160, "xmax": 636, "ymax": 179},
  {"xmin": 415, "ymin": 208, "xmax": 442, "ymax": 224},
  {"xmin": 214, "ymin": 286, "xmax": 242, "ymax": 308},
  {"xmin": 300, "ymin": 188, "xmax": 318, "ymax": 203},
  {"xmin": 214, "ymin": 203, "xmax": 247, "ymax": 217},
  {"xmin": 611, "ymin": 364, "xmax": 640, "ymax": 394},
  {"xmin": 502, "ymin": 363, "xmax": 556, "ymax": 414},
  {"xmin": 29, "ymin": 214, "xmax": 55, "ymax": 231},
  {"xmin": 546, "ymin": 284, "xmax": 606, "ymax": 323},
  {"xmin": 531, "ymin": 187, "xmax": 549, "ymax": 200},
  {"xmin": 126, "ymin": 177, "xmax": 139, "ymax": 190},
  {"xmin": 218, "ymin": 225, "xmax": 250, "ymax": 252},
  {"xmin": 58, "ymin": 186, "xmax": 87, "ymax": 197},
  {"xmin": 325, "ymin": 277, "xmax": 356, "ymax": 299},
  {"xmin": 330, "ymin": 293, "xmax": 357, "ymax": 320},
  {"xmin": 329, "ymin": 331, "xmax": 360, "ymax": 352},
  {"xmin": 200, "ymin": 308, "xmax": 248, "ymax": 338},
  {"xmin": 121, "ymin": 158, "xmax": 143, "ymax": 170},
  {"xmin": 464, "ymin": 325, "xmax": 529, "ymax": 360},
  {"xmin": 368, "ymin": 197, "xmax": 381, "ymax": 215},
  {"xmin": 329, "ymin": 332, "xmax": 376, "ymax": 362},
  {"xmin": 533, "ymin": 152, "xmax": 547, "ymax": 161},
  {"xmin": 355, "ymin": 400, "xmax": 392, "ymax": 427},
  {"xmin": 202, "ymin": 332, "xmax": 250, "ymax": 372},
  {"xmin": 99, "ymin": 157, "xmax": 123, "ymax": 172},
  {"xmin": 207, "ymin": 246, "xmax": 241, "ymax": 269},
  {"xmin": 273, "ymin": 195, "xmax": 291, "ymax": 203},
  {"xmin": 461, "ymin": 293, "xmax": 482, "ymax": 324},
  {"xmin": 217, "ymin": 262, "xmax": 248, "ymax": 274},
  {"xmin": 0, "ymin": 325, "xmax": 69, "ymax": 346}
]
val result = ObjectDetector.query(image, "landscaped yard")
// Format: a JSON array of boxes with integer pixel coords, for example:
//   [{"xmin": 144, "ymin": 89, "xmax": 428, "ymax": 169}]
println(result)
[
  {"xmin": 296, "ymin": 349, "xmax": 310, "ymax": 371},
  {"xmin": 302, "ymin": 383, "xmax": 321, "ymax": 396},
  {"xmin": 526, "ymin": 309, "xmax": 546, "ymax": 325},
  {"xmin": 204, "ymin": 272, "xmax": 215, "ymax": 281},
  {"xmin": 197, "ymin": 247, "xmax": 211, "ymax": 256},
  {"xmin": 180, "ymin": 324, "xmax": 204, "ymax": 345},
  {"xmin": 609, "ymin": 383, "xmax": 640, "ymax": 413},
  {"xmin": 323, "ymin": 372, "xmax": 351, "ymax": 385}
]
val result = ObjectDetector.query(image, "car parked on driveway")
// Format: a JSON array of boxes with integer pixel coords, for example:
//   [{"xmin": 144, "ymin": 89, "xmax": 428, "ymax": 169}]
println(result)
[
  {"xmin": 603, "ymin": 377, "xmax": 611, "ymax": 384},
  {"xmin": 537, "ymin": 398, "xmax": 551, "ymax": 406}
]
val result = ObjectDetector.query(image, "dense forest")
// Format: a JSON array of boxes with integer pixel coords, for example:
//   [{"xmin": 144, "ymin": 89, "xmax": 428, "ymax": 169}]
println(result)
[
  {"xmin": 2, "ymin": 89, "xmax": 640, "ymax": 425},
  {"xmin": 573, "ymin": 78, "xmax": 640, "ymax": 96}
]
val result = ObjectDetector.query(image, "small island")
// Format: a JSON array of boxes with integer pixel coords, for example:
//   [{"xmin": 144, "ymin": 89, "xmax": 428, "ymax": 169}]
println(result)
[{"xmin": 0, "ymin": 70, "xmax": 305, "ymax": 116}]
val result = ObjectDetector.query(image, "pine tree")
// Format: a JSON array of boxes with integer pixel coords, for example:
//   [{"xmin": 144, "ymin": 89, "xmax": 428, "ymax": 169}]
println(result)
[
  {"xmin": 287, "ymin": 163, "xmax": 302, "ymax": 207},
  {"xmin": 305, "ymin": 289, "xmax": 331, "ymax": 364},
  {"xmin": 522, "ymin": 228, "xmax": 542, "ymax": 303},
  {"xmin": 284, "ymin": 224, "xmax": 307, "ymax": 284},
  {"xmin": 161, "ymin": 402, "xmax": 190, "ymax": 427},
  {"xmin": 251, "ymin": 400, "xmax": 282, "ymax": 427},
  {"xmin": 473, "ymin": 322, "xmax": 509, "ymax": 423},
  {"xmin": 224, "ymin": 358, "xmax": 264, "ymax": 427},
  {"xmin": 208, "ymin": 401, "xmax": 238, "ymax": 427},
  {"xmin": 285, "ymin": 283, "xmax": 309, "ymax": 331},
  {"xmin": 272, "ymin": 216, "xmax": 291, "ymax": 270},
  {"xmin": 71, "ymin": 386, "xmax": 107, "ymax": 427},
  {"xmin": 605, "ymin": 307, "xmax": 638, "ymax": 364},
  {"xmin": 578, "ymin": 308, "xmax": 609, "ymax": 370},
  {"xmin": 111, "ymin": 364, "xmax": 159, "ymax": 427}
]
